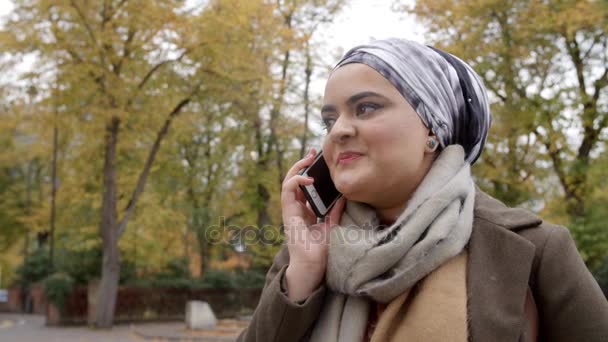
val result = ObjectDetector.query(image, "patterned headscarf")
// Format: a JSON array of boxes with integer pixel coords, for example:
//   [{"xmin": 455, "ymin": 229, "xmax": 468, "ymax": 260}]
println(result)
[{"xmin": 334, "ymin": 38, "xmax": 492, "ymax": 164}]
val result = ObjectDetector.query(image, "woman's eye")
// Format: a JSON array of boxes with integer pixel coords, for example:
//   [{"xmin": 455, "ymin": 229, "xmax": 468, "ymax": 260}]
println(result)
[
  {"xmin": 356, "ymin": 103, "xmax": 380, "ymax": 116},
  {"xmin": 321, "ymin": 117, "xmax": 336, "ymax": 131}
]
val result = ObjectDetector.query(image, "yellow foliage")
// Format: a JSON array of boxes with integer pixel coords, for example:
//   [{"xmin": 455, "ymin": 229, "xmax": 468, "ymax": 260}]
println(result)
[{"xmin": 0, "ymin": 0, "xmax": 347, "ymax": 286}]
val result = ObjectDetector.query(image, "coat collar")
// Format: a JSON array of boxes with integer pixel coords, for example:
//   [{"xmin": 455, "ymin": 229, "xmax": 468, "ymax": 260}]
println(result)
[
  {"xmin": 473, "ymin": 188, "xmax": 542, "ymax": 230},
  {"xmin": 467, "ymin": 188, "xmax": 542, "ymax": 341}
]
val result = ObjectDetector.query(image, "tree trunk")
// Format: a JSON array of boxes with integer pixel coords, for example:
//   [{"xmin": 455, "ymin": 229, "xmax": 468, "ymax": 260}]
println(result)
[
  {"xmin": 96, "ymin": 116, "xmax": 120, "ymax": 328},
  {"xmin": 197, "ymin": 229, "xmax": 209, "ymax": 277},
  {"xmin": 49, "ymin": 123, "xmax": 58, "ymax": 270},
  {"xmin": 97, "ymin": 235, "xmax": 121, "ymax": 328},
  {"xmin": 93, "ymin": 97, "xmax": 191, "ymax": 327},
  {"xmin": 566, "ymin": 195, "xmax": 585, "ymax": 218},
  {"xmin": 253, "ymin": 120, "xmax": 272, "ymax": 229},
  {"xmin": 256, "ymin": 183, "xmax": 272, "ymax": 228},
  {"xmin": 300, "ymin": 45, "xmax": 313, "ymax": 158},
  {"xmin": 23, "ymin": 161, "xmax": 32, "ymax": 258}
]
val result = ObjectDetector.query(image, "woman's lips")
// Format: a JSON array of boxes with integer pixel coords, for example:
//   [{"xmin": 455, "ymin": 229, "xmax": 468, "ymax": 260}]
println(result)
[{"xmin": 337, "ymin": 152, "xmax": 363, "ymax": 164}]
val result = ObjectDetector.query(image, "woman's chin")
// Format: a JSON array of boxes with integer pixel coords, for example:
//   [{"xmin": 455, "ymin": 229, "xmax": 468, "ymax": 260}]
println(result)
[{"xmin": 335, "ymin": 178, "xmax": 365, "ymax": 200}]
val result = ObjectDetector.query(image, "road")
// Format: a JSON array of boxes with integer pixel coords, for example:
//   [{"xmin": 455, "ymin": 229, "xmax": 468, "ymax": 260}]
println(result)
[
  {"xmin": 0, "ymin": 313, "xmax": 141, "ymax": 342},
  {"xmin": 0, "ymin": 313, "xmax": 246, "ymax": 341}
]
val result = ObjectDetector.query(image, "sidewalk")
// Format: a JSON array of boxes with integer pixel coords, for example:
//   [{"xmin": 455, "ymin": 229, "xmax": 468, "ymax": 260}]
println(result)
[
  {"xmin": 133, "ymin": 319, "xmax": 248, "ymax": 341},
  {"xmin": 0, "ymin": 313, "xmax": 138, "ymax": 342},
  {"xmin": 0, "ymin": 313, "xmax": 248, "ymax": 342}
]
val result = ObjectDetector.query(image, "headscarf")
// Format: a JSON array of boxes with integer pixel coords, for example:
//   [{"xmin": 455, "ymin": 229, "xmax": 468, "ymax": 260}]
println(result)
[{"xmin": 333, "ymin": 38, "xmax": 492, "ymax": 164}]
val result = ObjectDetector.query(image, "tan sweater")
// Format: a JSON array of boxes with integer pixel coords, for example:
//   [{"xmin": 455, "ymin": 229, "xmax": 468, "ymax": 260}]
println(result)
[{"xmin": 366, "ymin": 251, "xmax": 468, "ymax": 342}]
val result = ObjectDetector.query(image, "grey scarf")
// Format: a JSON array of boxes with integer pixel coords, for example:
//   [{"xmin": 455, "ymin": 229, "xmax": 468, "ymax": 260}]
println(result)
[{"xmin": 309, "ymin": 145, "xmax": 475, "ymax": 342}]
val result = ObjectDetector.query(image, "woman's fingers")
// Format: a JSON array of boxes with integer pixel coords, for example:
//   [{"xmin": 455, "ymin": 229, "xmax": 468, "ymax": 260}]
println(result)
[
  {"xmin": 284, "ymin": 148, "xmax": 316, "ymax": 182},
  {"xmin": 281, "ymin": 175, "xmax": 314, "ymax": 203}
]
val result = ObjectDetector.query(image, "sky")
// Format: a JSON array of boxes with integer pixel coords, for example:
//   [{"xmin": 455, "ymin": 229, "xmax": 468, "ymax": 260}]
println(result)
[
  {"xmin": 322, "ymin": 0, "xmax": 424, "ymax": 50},
  {"xmin": 309, "ymin": 0, "xmax": 424, "ymax": 95},
  {"xmin": 0, "ymin": 0, "xmax": 11, "ymax": 20}
]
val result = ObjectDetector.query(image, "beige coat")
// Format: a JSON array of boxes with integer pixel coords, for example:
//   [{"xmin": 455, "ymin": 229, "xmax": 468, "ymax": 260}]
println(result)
[{"xmin": 237, "ymin": 190, "xmax": 608, "ymax": 341}]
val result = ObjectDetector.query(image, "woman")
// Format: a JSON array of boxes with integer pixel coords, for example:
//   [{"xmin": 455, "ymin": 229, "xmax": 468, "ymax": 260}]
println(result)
[{"xmin": 237, "ymin": 38, "xmax": 608, "ymax": 342}]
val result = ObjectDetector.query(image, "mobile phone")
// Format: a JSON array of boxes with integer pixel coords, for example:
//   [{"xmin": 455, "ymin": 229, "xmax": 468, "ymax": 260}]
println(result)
[{"xmin": 298, "ymin": 151, "xmax": 342, "ymax": 218}]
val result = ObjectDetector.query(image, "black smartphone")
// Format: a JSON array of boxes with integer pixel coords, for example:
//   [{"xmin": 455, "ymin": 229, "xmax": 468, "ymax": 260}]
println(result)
[{"xmin": 298, "ymin": 151, "xmax": 342, "ymax": 218}]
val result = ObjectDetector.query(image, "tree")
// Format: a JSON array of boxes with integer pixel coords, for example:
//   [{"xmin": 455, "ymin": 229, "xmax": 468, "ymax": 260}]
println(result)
[
  {"xmin": 1, "ymin": 0, "xmax": 275, "ymax": 327},
  {"xmin": 401, "ymin": 0, "xmax": 608, "ymax": 266},
  {"xmin": 234, "ymin": 0, "xmax": 346, "ymax": 267},
  {"xmin": 0, "ymin": 86, "xmax": 51, "ymax": 278},
  {"xmin": 1, "ymin": 0, "xmax": 348, "ymax": 326}
]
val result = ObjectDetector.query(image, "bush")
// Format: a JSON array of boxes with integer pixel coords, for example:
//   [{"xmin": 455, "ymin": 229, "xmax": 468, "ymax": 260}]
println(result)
[
  {"xmin": 128, "ymin": 277, "xmax": 197, "ymax": 289},
  {"xmin": 593, "ymin": 256, "xmax": 608, "ymax": 299},
  {"xmin": 234, "ymin": 268, "xmax": 266, "ymax": 288},
  {"xmin": 201, "ymin": 269, "xmax": 235, "ymax": 288},
  {"xmin": 55, "ymin": 247, "xmax": 101, "ymax": 285},
  {"xmin": 119, "ymin": 259, "xmax": 137, "ymax": 285},
  {"xmin": 54, "ymin": 246, "xmax": 138, "ymax": 285},
  {"xmin": 164, "ymin": 257, "xmax": 190, "ymax": 279},
  {"xmin": 42, "ymin": 273, "xmax": 74, "ymax": 312},
  {"xmin": 153, "ymin": 256, "xmax": 190, "ymax": 280},
  {"xmin": 200, "ymin": 268, "xmax": 266, "ymax": 288},
  {"xmin": 15, "ymin": 247, "xmax": 51, "ymax": 289},
  {"xmin": 123, "ymin": 266, "xmax": 266, "ymax": 289}
]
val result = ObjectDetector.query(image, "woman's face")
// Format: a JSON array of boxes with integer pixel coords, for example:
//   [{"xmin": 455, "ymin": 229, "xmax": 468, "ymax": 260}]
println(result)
[{"xmin": 321, "ymin": 63, "xmax": 435, "ymax": 208}]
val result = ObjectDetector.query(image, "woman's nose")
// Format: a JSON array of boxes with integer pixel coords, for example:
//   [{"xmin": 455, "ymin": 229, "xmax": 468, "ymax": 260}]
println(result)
[{"xmin": 329, "ymin": 115, "xmax": 356, "ymax": 143}]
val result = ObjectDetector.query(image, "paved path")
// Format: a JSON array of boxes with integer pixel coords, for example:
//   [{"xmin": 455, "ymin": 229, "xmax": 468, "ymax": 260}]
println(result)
[
  {"xmin": 0, "ymin": 313, "xmax": 247, "ymax": 342},
  {"xmin": 0, "ymin": 313, "xmax": 139, "ymax": 342}
]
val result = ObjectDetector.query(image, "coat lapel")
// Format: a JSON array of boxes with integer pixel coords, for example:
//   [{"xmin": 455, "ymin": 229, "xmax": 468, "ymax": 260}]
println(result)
[{"xmin": 467, "ymin": 190, "xmax": 542, "ymax": 341}]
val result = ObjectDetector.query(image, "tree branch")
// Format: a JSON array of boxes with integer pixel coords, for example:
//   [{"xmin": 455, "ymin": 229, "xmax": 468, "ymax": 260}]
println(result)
[
  {"xmin": 69, "ymin": 0, "xmax": 101, "ymax": 59},
  {"xmin": 125, "ymin": 49, "xmax": 190, "ymax": 108},
  {"xmin": 114, "ymin": 27, "xmax": 136, "ymax": 76},
  {"xmin": 581, "ymin": 32, "xmax": 603, "ymax": 61},
  {"xmin": 532, "ymin": 127, "xmax": 571, "ymax": 198},
  {"xmin": 517, "ymin": 132, "xmax": 533, "ymax": 167},
  {"xmin": 592, "ymin": 66, "xmax": 608, "ymax": 104},
  {"xmin": 484, "ymin": 80, "xmax": 507, "ymax": 103},
  {"xmin": 138, "ymin": 50, "xmax": 189, "ymax": 91},
  {"xmin": 117, "ymin": 84, "xmax": 200, "ymax": 237},
  {"xmin": 564, "ymin": 34, "xmax": 588, "ymax": 103}
]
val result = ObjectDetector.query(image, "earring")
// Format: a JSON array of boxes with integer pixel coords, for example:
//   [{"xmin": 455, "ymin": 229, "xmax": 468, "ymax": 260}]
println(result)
[{"xmin": 426, "ymin": 138, "xmax": 438, "ymax": 152}]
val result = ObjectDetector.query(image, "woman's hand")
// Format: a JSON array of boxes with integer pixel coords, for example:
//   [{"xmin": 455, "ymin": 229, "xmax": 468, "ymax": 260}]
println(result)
[{"xmin": 280, "ymin": 148, "xmax": 346, "ymax": 302}]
